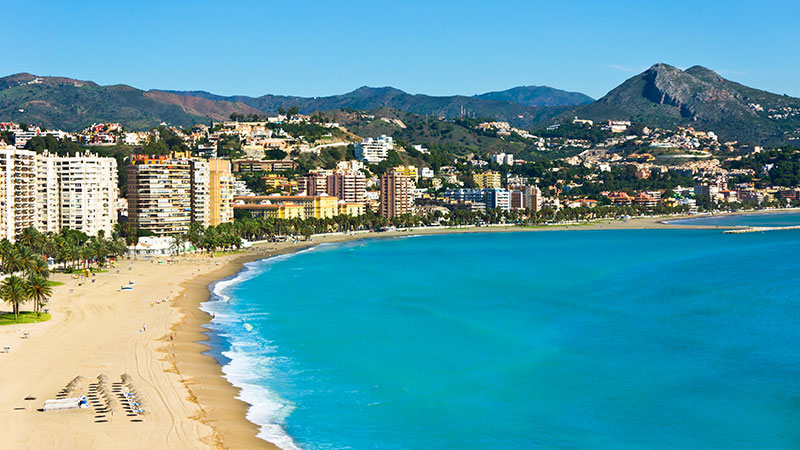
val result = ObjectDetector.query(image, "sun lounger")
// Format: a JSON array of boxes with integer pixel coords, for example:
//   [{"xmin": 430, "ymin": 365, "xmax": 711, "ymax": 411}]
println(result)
[{"xmin": 43, "ymin": 397, "xmax": 81, "ymax": 411}]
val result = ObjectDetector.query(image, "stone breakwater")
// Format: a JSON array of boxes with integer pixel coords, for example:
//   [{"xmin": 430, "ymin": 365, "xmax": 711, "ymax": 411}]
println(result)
[{"xmin": 723, "ymin": 225, "xmax": 800, "ymax": 234}]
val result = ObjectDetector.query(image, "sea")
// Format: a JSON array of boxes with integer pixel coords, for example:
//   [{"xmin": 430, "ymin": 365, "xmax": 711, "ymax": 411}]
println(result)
[{"xmin": 201, "ymin": 214, "xmax": 800, "ymax": 450}]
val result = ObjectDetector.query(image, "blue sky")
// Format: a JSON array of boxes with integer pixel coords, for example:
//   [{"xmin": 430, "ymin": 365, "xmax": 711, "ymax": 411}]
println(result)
[{"xmin": 4, "ymin": 0, "xmax": 799, "ymax": 99}]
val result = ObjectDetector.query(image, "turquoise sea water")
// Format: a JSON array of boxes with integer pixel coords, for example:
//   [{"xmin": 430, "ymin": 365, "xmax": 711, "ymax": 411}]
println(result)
[
  {"xmin": 668, "ymin": 211, "xmax": 800, "ymax": 227},
  {"xmin": 203, "ymin": 226, "xmax": 800, "ymax": 449}
]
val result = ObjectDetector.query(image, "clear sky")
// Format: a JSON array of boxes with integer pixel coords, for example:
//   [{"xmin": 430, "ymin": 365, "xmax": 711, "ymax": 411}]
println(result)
[{"xmin": 4, "ymin": 0, "xmax": 799, "ymax": 99}]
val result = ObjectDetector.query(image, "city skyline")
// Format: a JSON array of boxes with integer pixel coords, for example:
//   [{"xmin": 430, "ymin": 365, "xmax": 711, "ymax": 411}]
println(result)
[{"xmin": 4, "ymin": 0, "xmax": 799, "ymax": 99}]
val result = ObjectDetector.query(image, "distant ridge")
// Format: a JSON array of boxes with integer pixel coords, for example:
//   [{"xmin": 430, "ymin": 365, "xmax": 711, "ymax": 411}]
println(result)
[
  {"xmin": 159, "ymin": 84, "xmax": 587, "ymax": 124},
  {"xmin": 475, "ymin": 85, "xmax": 594, "ymax": 107}
]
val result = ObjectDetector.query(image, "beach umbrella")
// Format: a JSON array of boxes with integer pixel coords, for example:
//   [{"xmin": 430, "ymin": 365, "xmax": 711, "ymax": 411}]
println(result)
[{"xmin": 24, "ymin": 395, "xmax": 36, "ymax": 410}]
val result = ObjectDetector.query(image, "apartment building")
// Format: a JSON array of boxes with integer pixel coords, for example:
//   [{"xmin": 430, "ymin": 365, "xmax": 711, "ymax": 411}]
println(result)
[
  {"xmin": 442, "ymin": 188, "xmax": 511, "ymax": 212},
  {"xmin": 355, "ymin": 135, "xmax": 393, "ymax": 163},
  {"xmin": 35, "ymin": 153, "xmax": 60, "ymax": 233},
  {"xmin": 127, "ymin": 154, "xmax": 235, "ymax": 235},
  {"xmin": 0, "ymin": 147, "xmax": 117, "ymax": 240},
  {"xmin": 379, "ymin": 172, "xmax": 413, "ymax": 218},
  {"xmin": 231, "ymin": 159, "xmax": 297, "ymax": 173},
  {"xmin": 53, "ymin": 152, "xmax": 118, "ymax": 236},
  {"xmin": 0, "ymin": 146, "xmax": 36, "ymax": 240},
  {"xmin": 327, "ymin": 171, "xmax": 366, "ymax": 203},
  {"xmin": 474, "ymin": 171, "xmax": 502, "ymax": 189},
  {"xmin": 209, "ymin": 159, "xmax": 234, "ymax": 226},
  {"xmin": 190, "ymin": 159, "xmax": 210, "ymax": 226},
  {"xmin": 127, "ymin": 155, "xmax": 194, "ymax": 236}
]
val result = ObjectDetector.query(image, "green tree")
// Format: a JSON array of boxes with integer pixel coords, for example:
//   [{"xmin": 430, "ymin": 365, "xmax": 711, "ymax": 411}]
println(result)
[
  {"xmin": 26, "ymin": 275, "xmax": 52, "ymax": 317},
  {"xmin": 1, "ymin": 275, "xmax": 30, "ymax": 320}
]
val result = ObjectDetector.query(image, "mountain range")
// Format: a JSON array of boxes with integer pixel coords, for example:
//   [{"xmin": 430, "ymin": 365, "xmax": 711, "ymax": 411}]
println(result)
[
  {"xmin": 1, "ymin": 65, "xmax": 799, "ymax": 145},
  {"xmin": 0, "ymin": 73, "xmax": 584, "ymax": 131}
]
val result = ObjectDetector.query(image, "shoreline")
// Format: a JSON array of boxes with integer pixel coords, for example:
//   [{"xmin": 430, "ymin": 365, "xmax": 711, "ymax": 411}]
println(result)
[{"xmin": 3, "ymin": 208, "xmax": 799, "ymax": 449}]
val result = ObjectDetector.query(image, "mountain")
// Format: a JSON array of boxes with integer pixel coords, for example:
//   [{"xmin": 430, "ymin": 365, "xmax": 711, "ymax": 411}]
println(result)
[
  {"xmin": 159, "ymin": 85, "xmax": 579, "ymax": 125},
  {"xmin": 0, "ymin": 73, "xmax": 260, "ymax": 131},
  {"xmin": 562, "ymin": 63, "xmax": 800, "ymax": 145},
  {"xmin": 475, "ymin": 86, "xmax": 593, "ymax": 107}
]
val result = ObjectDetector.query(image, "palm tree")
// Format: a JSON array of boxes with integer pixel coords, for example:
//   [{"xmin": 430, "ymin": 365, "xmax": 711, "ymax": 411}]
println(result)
[
  {"xmin": 3, "ymin": 247, "xmax": 24, "ymax": 275},
  {"xmin": 28, "ymin": 256, "xmax": 49, "ymax": 279},
  {"xmin": 26, "ymin": 275, "xmax": 52, "ymax": 317},
  {"xmin": 1, "ymin": 275, "xmax": 30, "ymax": 321}
]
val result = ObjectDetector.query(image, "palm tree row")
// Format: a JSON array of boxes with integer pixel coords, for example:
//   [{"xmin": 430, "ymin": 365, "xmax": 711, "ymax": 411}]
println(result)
[
  {"xmin": 1, "ymin": 274, "xmax": 52, "ymax": 320},
  {"xmin": 0, "ymin": 227, "xmax": 128, "ymax": 320},
  {"xmin": 2, "ymin": 227, "xmax": 128, "ymax": 273}
]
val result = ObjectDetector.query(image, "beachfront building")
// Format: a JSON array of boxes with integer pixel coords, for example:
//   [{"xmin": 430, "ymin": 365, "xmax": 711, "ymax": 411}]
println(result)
[
  {"xmin": 128, "ymin": 154, "xmax": 235, "ymax": 235},
  {"xmin": 35, "ymin": 153, "xmax": 60, "ymax": 233},
  {"xmin": 52, "ymin": 152, "xmax": 118, "ymax": 236},
  {"xmin": 128, "ymin": 154, "xmax": 193, "ymax": 236},
  {"xmin": 338, "ymin": 201, "xmax": 365, "ymax": 217},
  {"xmin": 380, "ymin": 172, "xmax": 413, "ymax": 218},
  {"xmin": 209, "ymin": 159, "xmax": 234, "ymax": 226},
  {"xmin": 442, "ymin": 188, "xmax": 511, "ymax": 212},
  {"xmin": 355, "ymin": 135, "xmax": 393, "ymax": 163},
  {"xmin": 233, "ymin": 195, "xmax": 346, "ymax": 220},
  {"xmin": 190, "ymin": 159, "xmax": 210, "ymax": 226},
  {"xmin": 0, "ymin": 146, "xmax": 37, "ymax": 240}
]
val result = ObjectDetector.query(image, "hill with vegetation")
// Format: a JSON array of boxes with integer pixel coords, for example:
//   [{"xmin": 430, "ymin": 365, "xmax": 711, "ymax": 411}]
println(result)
[
  {"xmin": 326, "ymin": 108, "xmax": 573, "ymax": 161},
  {"xmin": 0, "ymin": 73, "xmax": 258, "ymax": 131},
  {"xmin": 475, "ymin": 85, "xmax": 593, "ymax": 106},
  {"xmin": 559, "ymin": 63, "xmax": 800, "ymax": 145}
]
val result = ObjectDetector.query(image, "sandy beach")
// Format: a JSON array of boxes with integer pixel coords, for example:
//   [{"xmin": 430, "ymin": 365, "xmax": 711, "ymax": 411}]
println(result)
[{"xmin": 0, "ymin": 212, "xmax": 783, "ymax": 449}]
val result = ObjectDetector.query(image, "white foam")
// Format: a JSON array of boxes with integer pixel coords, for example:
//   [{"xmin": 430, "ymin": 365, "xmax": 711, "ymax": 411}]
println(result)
[
  {"xmin": 221, "ymin": 346, "xmax": 301, "ymax": 450},
  {"xmin": 199, "ymin": 254, "xmax": 307, "ymax": 450}
]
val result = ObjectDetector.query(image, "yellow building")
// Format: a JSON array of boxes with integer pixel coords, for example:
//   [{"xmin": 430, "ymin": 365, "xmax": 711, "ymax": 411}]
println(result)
[
  {"xmin": 474, "ymin": 171, "xmax": 502, "ymax": 189},
  {"xmin": 233, "ymin": 203, "xmax": 304, "ymax": 220},
  {"xmin": 209, "ymin": 159, "xmax": 234, "ymax": 226},
  {"xmin": 393, "ymin": 165, "xmax": 419, "ymax": 181},
  {"xmin": 338, "ymin": 202, "xmax": 365, "ymax": 217},
  {"xmin": 233, "ymin": 195, "xmax": 340, "ymax": 219},
  {"xmin": 261, "ymin": 174, "xmax": 298, "ymax": 192}
]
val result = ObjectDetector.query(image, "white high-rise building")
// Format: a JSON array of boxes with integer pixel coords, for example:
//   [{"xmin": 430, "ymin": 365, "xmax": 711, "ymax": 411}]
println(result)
[
  {"xmin": 355, "ymin": 135, "xmax": 393, "ymax": 163},
  {"xmin": 0, "ymin": 146, "xmax": 118, "ymax": 241},
  {"xmin": 54, "ymin": 152, "xmax": 118, "ymax": 237},
  {"xmin": 190, "ymin": 159, "xmax": 210, "ymax": 227},
  {"xmin": 35, "ymin": 153, "xmax": 60, "ymax": 233},
  {"xmin": 0, "ymin": 146, "xmax": 37, "ymax": 241}
]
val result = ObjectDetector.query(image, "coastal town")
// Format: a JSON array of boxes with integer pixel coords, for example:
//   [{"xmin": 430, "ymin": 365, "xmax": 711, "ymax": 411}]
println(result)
[{"xmin": 0, "ymin": 112, "xmax": 796, "ymax": 254}]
